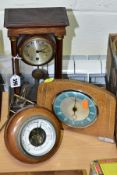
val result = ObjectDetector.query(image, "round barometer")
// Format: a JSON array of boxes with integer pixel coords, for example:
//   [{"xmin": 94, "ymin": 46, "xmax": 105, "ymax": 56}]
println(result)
[{"xmin": 4, "ymin": 107, "xmax": 62, "ymax": 163}]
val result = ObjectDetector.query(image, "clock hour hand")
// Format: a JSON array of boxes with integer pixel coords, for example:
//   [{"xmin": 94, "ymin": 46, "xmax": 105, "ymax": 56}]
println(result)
[
  {"xmin": 36, "ymin": 50, "xmax": 45, "ymax": 53},
  {"xmin": 36, "ymin": 47, "xmax": 48, "ymax": 53}
]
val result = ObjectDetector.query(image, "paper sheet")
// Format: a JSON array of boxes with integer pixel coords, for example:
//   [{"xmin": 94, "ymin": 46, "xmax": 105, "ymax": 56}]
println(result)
[{"xmin": 100, "ymin": 162, "xmax": 117, "ymax": 175}]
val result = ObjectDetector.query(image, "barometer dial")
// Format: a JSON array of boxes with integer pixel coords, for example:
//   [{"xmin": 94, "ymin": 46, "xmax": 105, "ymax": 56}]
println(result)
[
  {"xmin": 19, "ymin": 117, "xmax": 56, "ymax": 157},
  {"xmin": 5, "ymin": 107, "xmax": 62, "ymax": 163}
]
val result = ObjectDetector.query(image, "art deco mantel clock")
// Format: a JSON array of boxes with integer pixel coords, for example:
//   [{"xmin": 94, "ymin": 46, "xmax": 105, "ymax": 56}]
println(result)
[
  {"xmin": 37, "ymin": 79, "xmax": 116, "ymax": 139},
  {"xmin": 4, "ymin": 7, "xmax": 69, "ymax": 91}
]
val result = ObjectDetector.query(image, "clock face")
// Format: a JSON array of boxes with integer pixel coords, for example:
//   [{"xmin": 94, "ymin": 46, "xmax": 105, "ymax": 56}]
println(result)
[
  {"xmin": 19, "ymin": 36, "xmax": 54, "ymax": 66},
  {"xmin": 53, "ymin": 90, "xmax": 97, "ymax": 128},
  {"xmin": 18, "ymin": 117, "xmax": 56, "ymax": 157}
]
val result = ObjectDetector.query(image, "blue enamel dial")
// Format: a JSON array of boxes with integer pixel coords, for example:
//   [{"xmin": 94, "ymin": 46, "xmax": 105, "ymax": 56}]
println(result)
[{"xmin": 53, "ymin": 90, "xmax": 97, "ymax": 128}]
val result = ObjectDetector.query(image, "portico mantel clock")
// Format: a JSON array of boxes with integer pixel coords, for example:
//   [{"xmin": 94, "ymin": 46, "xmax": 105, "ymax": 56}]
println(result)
[{"xmin": 4, "ymin": 7, "xmax": 69, "ymax": 92}]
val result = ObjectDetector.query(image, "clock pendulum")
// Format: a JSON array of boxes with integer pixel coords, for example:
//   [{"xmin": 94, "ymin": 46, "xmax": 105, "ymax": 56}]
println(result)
[{"xmin": 29, "ymin": 66, "xmax": 48, "ymax": 102}]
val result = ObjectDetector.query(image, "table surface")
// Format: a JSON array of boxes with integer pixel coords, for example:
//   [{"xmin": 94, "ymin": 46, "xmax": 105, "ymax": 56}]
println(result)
[{"xmin": 1, "ymin": 126, "xmax": 117, "ymax": 173}]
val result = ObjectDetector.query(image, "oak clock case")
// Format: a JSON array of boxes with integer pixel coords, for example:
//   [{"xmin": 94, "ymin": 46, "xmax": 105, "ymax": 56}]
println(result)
[
  {"xmin": 4, "ymin": 106, "xmax": 62, "ymax": 163},
  {"xmin": 37, "ymin": 79, "xmax": 116, "ymax": 139},
  {"xmin": 17, "ymin": 34, "xmax": 56, "ymax": 66}
]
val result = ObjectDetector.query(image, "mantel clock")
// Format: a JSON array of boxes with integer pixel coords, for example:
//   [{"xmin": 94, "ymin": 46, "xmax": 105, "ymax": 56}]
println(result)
[
  {"xmin": 4, "ymin": 7, "xmax": 69, "ymax": 91},
  {"xmin": 37, "ymin": 79, "xmax": 116, "ymax": 139}
]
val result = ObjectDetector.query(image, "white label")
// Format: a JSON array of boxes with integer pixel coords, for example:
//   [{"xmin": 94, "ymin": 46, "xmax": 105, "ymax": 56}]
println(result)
[{"xmin": 10, "ymin": 74, "xmax": 21, "ymax": 88}]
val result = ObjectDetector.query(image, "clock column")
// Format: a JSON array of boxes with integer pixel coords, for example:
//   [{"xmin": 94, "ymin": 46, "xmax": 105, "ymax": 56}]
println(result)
[
  {"xmin": 10, "ymin": 36, "xmax": 20, "ymax": 75},
  {"xmin": 55, "ymin": 36, "xmax": 63, "ymax": 78}
]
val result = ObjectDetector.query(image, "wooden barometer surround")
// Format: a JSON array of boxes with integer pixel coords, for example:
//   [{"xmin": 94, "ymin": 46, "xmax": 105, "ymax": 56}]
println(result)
[
  {"xmin": 4, "ymin": 106, "xmax": 63, "ymax": 163},
  {"xmin": 4, "ymin": 7, "xmax": 69, "ymax": 80}
]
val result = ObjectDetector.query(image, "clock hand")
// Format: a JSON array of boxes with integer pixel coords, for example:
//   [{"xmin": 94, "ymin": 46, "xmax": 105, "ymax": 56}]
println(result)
[
  {"xmin": 36, "ymin": 46, "xmax": 48, "ymax": 52},
  {"xmin": 34, "ymin": 40, "xmax": 47, "ymax": 52},
  {"xmin": 72, "ymin": 97, "xmax": 78, "ymax": 118}
]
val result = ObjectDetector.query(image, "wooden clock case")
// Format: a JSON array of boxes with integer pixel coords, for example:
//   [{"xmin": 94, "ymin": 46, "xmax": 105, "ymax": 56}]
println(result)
[
  {"xmin": 37, "ymin": 79, "xmax": 116, "ymax": 139},
  {"xmin": 106, "ymin": 33, "xmax": 117, "ymax": 142},
  {"xmin": 4, "ymin": 7, "xmax": 69, "ymax": 80}
]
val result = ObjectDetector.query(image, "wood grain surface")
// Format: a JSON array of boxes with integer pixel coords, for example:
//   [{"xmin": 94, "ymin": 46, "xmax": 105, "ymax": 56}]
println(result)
[{"xmin": 1, "ymin": 170, "xmax": 87, "ymax": 175}]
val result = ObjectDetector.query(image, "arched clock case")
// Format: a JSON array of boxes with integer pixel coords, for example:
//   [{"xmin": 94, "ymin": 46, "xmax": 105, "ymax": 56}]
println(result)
[{"xmin": 37, "ymin": 79, "xmax": 116, "ymax": 138}]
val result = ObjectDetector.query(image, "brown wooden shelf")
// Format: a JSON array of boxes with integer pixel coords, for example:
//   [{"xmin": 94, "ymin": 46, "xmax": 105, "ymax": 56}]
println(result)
[{"xmin": 1, "ymin": 170, "xmax": 87, "ymax": 175}]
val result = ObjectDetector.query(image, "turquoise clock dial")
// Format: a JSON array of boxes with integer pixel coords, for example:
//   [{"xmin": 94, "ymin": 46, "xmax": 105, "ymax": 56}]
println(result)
[{"xmin": 53, "ymin": 90, "xmax": 97, "ymax": 128}]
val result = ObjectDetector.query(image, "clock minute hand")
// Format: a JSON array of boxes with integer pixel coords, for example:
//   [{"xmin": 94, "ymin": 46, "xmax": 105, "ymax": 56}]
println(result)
[{"xmin": 72, "ymin": 97, "xmax": 78, "ymax": 118}]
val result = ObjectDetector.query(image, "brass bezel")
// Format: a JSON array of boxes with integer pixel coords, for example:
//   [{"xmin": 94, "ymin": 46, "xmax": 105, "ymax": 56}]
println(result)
[{"xmin": 18, "ymin": 34, "xmax": 55, "ymax": 66}]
